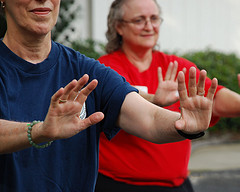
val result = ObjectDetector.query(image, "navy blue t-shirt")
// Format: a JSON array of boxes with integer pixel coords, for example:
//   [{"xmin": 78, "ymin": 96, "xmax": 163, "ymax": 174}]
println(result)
[{"xmin": 0, "ymin": 40, "xmax": 137, "ymax": 192}]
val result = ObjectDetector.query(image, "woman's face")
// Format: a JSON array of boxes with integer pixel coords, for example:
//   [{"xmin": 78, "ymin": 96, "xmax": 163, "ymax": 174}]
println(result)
[
  {"xmin": 117, "ymin": 0, "xmax": 160, "ymax": 51},
  {"xmin": 4, "ymin": 0, "xmax": 60, "ymax": 36}
]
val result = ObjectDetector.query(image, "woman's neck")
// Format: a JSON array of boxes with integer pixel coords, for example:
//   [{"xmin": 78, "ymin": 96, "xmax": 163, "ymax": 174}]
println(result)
[
  {"xmin": 3, "ymin": 31, "xmax": 51, "ymax": 64},
  {"xmin": 121, "ymin": 45, "xmax": 153, "ymax": 72}
]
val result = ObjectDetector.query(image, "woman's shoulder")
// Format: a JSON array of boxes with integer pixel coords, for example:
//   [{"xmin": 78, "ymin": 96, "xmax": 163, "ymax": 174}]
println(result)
[
  {"xmin": 98, "ymin": 50, "xmax": 124, "ymax": 63},
  {"xmin": 153, "ymin": 50, "xmax": 181, "ymax": 60},
  {"xmin": 153, "ymin": 50, "xmax": 197, "ymax": 69}
]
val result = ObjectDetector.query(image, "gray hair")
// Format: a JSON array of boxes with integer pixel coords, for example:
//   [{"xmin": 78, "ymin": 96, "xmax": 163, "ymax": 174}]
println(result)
[{"xmin": 105, "ymin": 0, "xmax": 161, "ymax": 53}]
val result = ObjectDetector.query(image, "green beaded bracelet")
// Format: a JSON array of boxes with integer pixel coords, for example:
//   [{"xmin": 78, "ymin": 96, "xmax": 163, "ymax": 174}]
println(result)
[{"xmin": 27, "ymin": 120, "xmax": 53, "ymax": 149}]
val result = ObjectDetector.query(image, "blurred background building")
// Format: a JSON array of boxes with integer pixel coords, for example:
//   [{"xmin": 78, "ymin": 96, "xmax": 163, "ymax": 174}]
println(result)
[{"xmin": 67, "ymin": 0, "xmax": 240, "ymax": 56}]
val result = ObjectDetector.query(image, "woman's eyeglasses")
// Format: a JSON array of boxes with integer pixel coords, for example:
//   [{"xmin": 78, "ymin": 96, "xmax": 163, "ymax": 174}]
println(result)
[{"xmin": 120, "ymin": 16, "xmax": 163, "ymax": 28}]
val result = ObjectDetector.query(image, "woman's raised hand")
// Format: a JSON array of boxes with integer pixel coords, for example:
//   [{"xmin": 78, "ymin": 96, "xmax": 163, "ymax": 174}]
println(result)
[{"xmin": 153, "ymin": 61, "xmax": 186, "ymax": 106}]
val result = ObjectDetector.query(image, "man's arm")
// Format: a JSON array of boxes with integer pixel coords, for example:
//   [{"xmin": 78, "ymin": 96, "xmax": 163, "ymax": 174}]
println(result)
[
  {"xmin": 117, "ymin": 67, "xmax": 218, "ymax": 144},
  {"xmin": 0, "ymin": 68, "xmax": 217, "ymax": 153}
]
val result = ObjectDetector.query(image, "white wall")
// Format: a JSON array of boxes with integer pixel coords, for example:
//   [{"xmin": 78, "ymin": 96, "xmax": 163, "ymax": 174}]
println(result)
[
  {"xmin": 157, "ymin": 0, "xmax": 240, "ymax": 55},
  {"xmin": 92, "ymin": 0, "xmax": 113, "ymax": 42},
  {"xmin": 58, "ymin": 0, "xmax": 91, "ymax": 43},
  {"xmin": 89, "ymin": 0, "xmax": 240, "ymax": 56}
]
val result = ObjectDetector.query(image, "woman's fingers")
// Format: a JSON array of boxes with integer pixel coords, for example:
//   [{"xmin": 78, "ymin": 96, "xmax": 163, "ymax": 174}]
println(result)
[
  {"xmin": 171, "ymin": 61, "xmax": 178, "ymax": 81},
  {"xmin": 164, "ymin": 62, "xmax": 173, "ymax": 80},
  {"xmin": 165, "ymin": 61, "xmax": 178, "ymax": 81},
  {"xmin": 157, "ymin": 67, "xmax": 163, "ymax": 84}
]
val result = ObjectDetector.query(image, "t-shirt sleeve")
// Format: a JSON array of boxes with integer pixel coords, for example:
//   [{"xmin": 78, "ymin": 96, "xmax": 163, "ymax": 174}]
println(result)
[
  {"xmin": 101, "ymin": 69, "xmax": 138, "ymax": 140},
  {"xmin": 86, "ymin": 58, "xmax": 138, "ymax": 140}
]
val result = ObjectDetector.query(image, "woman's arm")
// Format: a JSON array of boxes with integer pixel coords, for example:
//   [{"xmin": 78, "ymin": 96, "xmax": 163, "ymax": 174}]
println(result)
[
  {"xmin": 212, "ymin": 73, "xmax": 240, "ymax": 117},
  {"xmin": 238, "ymin": 74, "xmax": 240, "ymax": 88}
]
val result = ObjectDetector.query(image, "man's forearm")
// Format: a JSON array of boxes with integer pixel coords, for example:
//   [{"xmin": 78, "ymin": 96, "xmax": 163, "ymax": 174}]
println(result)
[
  {"xmin": 117, "ymin": 92, "xmax": 185, "ymax": 144},
  {"xmin": 0, "ymin": 120, "xmax": 43, "ymax": 154}
]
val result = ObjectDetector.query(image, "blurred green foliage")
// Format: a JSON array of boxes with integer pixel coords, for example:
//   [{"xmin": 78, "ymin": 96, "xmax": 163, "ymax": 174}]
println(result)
[
  {"xmin": 181, "ymin": 49, "xmax": 240, "ymax": 90},
  {"xmin": 71, "ymin": 39, "xmax": 105, "ymax": 59},
  {"xmin": 52, "ymin": 0, "xmax": 78, "ymax": 42}
]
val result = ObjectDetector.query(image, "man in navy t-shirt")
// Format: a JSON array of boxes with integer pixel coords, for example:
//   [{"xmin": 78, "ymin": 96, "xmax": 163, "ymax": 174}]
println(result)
[{"xmin": 0, "ymin": 41, "xmax": 138, "ymax": 191}]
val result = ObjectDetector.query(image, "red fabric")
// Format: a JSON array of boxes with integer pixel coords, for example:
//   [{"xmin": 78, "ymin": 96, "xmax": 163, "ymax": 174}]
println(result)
[{"xmin": 98, "ymin": 50, "xmax": 224, "ymax": 187}]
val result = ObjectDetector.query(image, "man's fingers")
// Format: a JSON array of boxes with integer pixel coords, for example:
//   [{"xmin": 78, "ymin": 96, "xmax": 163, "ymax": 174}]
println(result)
[
  {"xmin": 75, "ymin": 79, "xmax": 98, "ymax": 103},
  {"xmin": 51, "ymin": 87, "xmax": 65, "ymax": 107},
  {"xmin": 80, "ymin": 112, "xmax": 104, "ymax": 129},
  {"xmin": 58, "ymin": 79, "xmax": 78, "ymax": 101},
  {"xmin": 177, "ymin": 71, "xmax": 188, "ymax": 101},
  {"xmin": 175, "ymin": 118, "xmax": 186, "ymax": 131},
  {"xmin": 68, "ymin": 74, "xmax": 89, "ymax": 101},
  {"xmin": 188, "ymin": 67, "xmax": 197, "ymax": 97},
  {"xmin": 197, "ymin": 70, "xmax": 207, "ymax": 96},
  {"xmin": 206, "ymin": 78, "xmax": 218, "ymax": 100},
  {"xmin": 51, "ymin": 74, "xmax": 92, "ymax": 107}
]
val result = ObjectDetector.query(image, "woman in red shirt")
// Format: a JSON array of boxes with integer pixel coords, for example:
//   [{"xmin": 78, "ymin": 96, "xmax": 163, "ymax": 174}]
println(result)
[{"xmin": 95, "ymin": 0, "xmax": 240, "ymax": 192}]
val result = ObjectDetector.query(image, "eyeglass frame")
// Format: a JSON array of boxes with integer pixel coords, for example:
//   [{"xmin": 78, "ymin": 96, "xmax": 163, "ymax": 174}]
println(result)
[{"xmin": 119, "ymin": 15, "xmax": 163, "ymax": 28}]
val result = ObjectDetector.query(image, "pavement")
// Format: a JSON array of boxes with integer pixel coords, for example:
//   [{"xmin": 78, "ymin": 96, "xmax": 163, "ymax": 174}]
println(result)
[{"xmin": 188, "ymin": 132, "xmax": 240, "ymax": 192}]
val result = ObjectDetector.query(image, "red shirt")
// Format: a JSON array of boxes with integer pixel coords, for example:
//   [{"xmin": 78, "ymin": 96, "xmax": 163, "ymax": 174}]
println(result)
[{"xmin": 98, "ymin": 50, "xmax": 223, "ymax": 187}]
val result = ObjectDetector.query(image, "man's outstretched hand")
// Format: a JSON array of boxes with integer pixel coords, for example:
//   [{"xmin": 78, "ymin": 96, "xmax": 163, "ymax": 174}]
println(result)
[
  {"xmin": 175, "ymin": 67, "xmax": 218, "ymax": 134},
  {"xmin": 37, "ymin": 74, "xmax": 104, "ymax": 142}
]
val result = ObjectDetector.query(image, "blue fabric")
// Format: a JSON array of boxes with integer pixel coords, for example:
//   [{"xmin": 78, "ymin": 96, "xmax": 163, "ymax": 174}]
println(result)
[{"xmin": 0, "ymin": 40, "xmax": 137, "ymax": 192}]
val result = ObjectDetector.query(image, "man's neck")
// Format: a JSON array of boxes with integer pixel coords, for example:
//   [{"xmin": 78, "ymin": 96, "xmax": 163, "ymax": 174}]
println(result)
[{"xmin": 3, "ymin": 31, "xmax": 51, "ymax": 64}]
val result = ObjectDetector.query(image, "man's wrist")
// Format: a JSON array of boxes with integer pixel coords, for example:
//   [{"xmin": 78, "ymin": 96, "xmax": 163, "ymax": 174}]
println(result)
[{"xmin": 177, "ymin": 130, "xmax": 205, "ymax": 140}]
